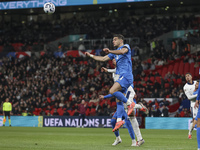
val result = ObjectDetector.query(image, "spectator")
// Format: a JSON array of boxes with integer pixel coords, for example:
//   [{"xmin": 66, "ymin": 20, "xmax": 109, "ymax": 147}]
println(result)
[
  {"xmin": 77, "ymin": 100, "xmax": 87, "ymax": 128},
  {"xmin": 63, "ymin": 110, "xmax": 70, "ymax": 116},
  {"xmin": 161, "ymin": 105, "xmax": 169, "ymax": 117},
  {"xmin": 53, "ymin": 109, "xmax": 59, "ymax": 116},
  {"xmin": 73, "ymin": 109, "xmax": 79, "ymax": 116}
]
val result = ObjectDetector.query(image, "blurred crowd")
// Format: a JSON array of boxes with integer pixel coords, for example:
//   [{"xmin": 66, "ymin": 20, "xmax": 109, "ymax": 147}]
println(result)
[
  {"xmin": 0, "ymin": 15, "xmax": 200, "ymax": 51},
  {"xmin": 0, "ymin": 45, "xmax": 199, "ymax": 117}
]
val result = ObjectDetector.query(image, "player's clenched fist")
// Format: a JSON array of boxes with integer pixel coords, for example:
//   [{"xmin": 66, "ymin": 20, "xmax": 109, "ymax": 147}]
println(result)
[
  {"xmin": 85, "ymin": 52, "xmax": 90, "ymax": 57},
  {"xmin": 85, "ymin": 52, "xmax": 94, "ymax": 58},
  {"xmin": 103, "ymin": 48, "xmax": 110, "ymax": 54},
  {"xmin": 99, "ymin": 95, "xmax": 104, "ymax": 100},
  {"xmin": 101, "ymin": 67, "xmax": 108, "ymax": 72}
]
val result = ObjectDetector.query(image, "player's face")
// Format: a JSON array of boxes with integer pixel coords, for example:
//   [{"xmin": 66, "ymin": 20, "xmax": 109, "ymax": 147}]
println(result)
[
  {"xmin": 195, "ymin": 82, "xmax": 199, "ymax": 89},
  {"xmin": 185, "ymin": 74, "xmax": 192, "ymax": 82},
  {"xmin": 112, "ymin": 59, "xmax": 116, "ymax": 67},
  {"xmin": 113, "ymin": 37, "xmax": 122, "ymax": 47}
]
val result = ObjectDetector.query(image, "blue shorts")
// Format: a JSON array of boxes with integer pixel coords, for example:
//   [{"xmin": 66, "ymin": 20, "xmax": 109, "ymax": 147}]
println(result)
[
  {"xmin": 116, "ymin": 73, "xmax": 133, "ymax": 93},
  {"xmin": 112, "ymin": 110, "xmax": 128, "ymax": 120}
]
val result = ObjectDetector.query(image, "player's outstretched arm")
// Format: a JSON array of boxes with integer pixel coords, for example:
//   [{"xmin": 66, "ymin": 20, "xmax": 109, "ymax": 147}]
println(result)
[
  {"xmin": 99, "ymin": 94, "xmax": 113, "ymax": 100},
  {"xmin": 103, "ymin": 47, "xmax": 128, "ymax": 55},
  {"xmin": 85, "ymin": 52, "xmax": 110, "ymax": 62},
  {"xmin": 101, "ymin": 67, "xmax": 116, "ymax": 73}
]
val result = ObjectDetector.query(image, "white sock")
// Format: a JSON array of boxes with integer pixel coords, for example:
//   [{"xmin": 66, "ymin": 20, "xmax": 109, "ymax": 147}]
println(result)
[
  {"xmin": 117, "ymin": 136, "xmax": 121, "ymax": 140},
  {"xmin": 130, "ymin": 117, "xmax": 143, "ymax": 141},
  {"xmin": 117, "ymin": 118, "xmax": 122, "ymax": 122},
  {"xmin": 126, "ymin": 100, "xmax": 132, "ymax": 106},
  {"xmin": 134, "ymin": 104, "xmax": 142, "ymax": 109},
  {"xmin": 189, "ymin": 122, "xmax": 193, "ymax": 135}
]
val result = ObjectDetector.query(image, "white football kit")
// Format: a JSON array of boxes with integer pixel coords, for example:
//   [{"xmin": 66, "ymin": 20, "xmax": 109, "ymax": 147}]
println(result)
[{"xmin": 183, "ymin": 81, "xmax": 198, "ymax": 118}]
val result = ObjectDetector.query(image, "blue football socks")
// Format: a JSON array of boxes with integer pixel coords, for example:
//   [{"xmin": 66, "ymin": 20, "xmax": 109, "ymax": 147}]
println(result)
[{"xmin": 111, "ymin": 119, "xmax": 119, "ymax": 137}]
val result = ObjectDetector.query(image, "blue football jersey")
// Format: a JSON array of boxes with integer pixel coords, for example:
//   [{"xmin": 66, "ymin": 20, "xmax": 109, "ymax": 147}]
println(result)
[{"xmin": 108, "ymin": 44, "xmax": 132, "ymax": 75}]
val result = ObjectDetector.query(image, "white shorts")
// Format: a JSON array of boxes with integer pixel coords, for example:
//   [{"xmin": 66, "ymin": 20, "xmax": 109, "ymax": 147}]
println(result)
[
  {"xmin": 191, "ymin": 101, "xmax": 198, "ymax": 118},
  {"xmin": 124, "ymin": 86, "xmax": 135, "ymax": 113}
]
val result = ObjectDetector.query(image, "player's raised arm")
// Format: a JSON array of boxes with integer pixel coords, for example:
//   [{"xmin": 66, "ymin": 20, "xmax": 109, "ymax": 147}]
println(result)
[
  {"xmin": 85, "ymin": 52, "xmax": 110, "ymax": 62},
  {"xmin": 103, "ymin": 47, "xmax": 128, "ymax": 55},
  {"xmin": 184, "ymin": 86, "xmax": 197, "ymax": 100}
]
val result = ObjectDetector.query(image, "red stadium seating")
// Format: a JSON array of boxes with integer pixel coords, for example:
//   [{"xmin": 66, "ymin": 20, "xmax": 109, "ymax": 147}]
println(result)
[
  {"xmin": 178, "ymin": 61, "xmax": 184, "ymax": 75},
  {"xmin": 168, "ymin": 64, "xmax": 174, "ymax": 73},
  {"xmin": 189, "ymin": 63, "xmax": 195, "ymax": 77},
  {"xmin": 183, "ymin": 63, "xmax": 190, "ymax": 75}
]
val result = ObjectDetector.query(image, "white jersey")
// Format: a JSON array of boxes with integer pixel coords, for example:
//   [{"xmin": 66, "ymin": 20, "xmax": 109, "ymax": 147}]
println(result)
[{"xmin": 183, "ymin": 81, "xmax": 198, "ymax": 118}]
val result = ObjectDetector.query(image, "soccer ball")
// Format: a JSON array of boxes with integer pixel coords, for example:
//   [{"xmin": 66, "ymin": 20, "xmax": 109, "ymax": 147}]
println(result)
[{"xmin": 44, "ymin": 2, "xmax": 55, "ymax": 14}]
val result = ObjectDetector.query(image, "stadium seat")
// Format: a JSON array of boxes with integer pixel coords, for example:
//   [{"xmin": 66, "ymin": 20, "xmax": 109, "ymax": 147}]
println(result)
[
  {"xmin": 189, "ymin": 62, "xmax": 195, "ymax": 77},
  {"xmin": 183, "ymin": 63, "xmax": 190, "ymax": 75},
  {"xmin": 50, "ymin": 108, "xmax": 55, "ymax": 115},
  {"xmin": 164, "ymin": 83, "xmax": 170, "ymax": 88},
  {"xmin": 155, "ymin": 76, "xmax": 161, "ymax": 83},
  {"xmin": 178, "ymin": 61, "xmax": 184, "ymax": 75},
  {"xmin": 150, "ymin": 76, "xmax": 155, "ymax": 83},
  {"xmin": 173, "ymin": 61, "xmax": 180, "ymax": 75},
  {"xmin": 86, "ymin": 108, "xmax": 90, "ymax": 116},
  {"xmin": 57, "ymin": 108, "xmax": 64, "ymax": 116},
  {"xmin": 176, "ymin": 78, "xmax": 182, "ymax": 85},
  {"xmin": 168, "ymin": 64, "xmax": 174, "ymax": 73},
  {"xmin": 161, "ymin": 67, "xmax": 168, "ymax": 78},
  {"xmin": 194, "ymin": 67, "xmax": 200, "ymax": 78},
  {"xmin": 90, "ymin": 108, "xmax": 96, "ymax": 116}
]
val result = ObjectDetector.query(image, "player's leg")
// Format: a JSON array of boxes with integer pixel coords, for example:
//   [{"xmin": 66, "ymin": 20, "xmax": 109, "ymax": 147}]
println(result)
[
  {"xmin": 125, "ymin": 87, "xmax": 147, "ymax": 114},
  {"xmin": 196, "ymin": 106, "xmax": 200, "ymax": 150},
  {"xmin": 110, "ymin": 81, "xmax": 135, "ymax": 114},
  {"xmin": 82, "ymin": 114, "xmax": 85, "ymax": 128},
  {"xmin": 77, "ymin": 114, "xmax": 81, "ymax": 128},
  {"xmin": 193, "ymin": 116, "xmax": 198, "ymax": 129},
  {"xmin": 189, "ymin": 102, "xmax": 197, "ymax": 139},
  {"xmin": 8, "ymin": 114, "xmax": 11, "ymax": 127},
  {"xmin": 111, "ymin": 112, "xmax": 121, "ymax": 146},
  {"xmin": 129, "ymin": 113, "xmax": 145, "ymax": 146},
  {"xmin": 109, "ymin": 82, "xmax": 127, "ymax": 131},
  {"xmin": 124, "ymin": 112, "xmax": 137, "ymax": 146},
  {"xmin": 3, "ymin": 112, "xmax": 6, "ymax": 126}
]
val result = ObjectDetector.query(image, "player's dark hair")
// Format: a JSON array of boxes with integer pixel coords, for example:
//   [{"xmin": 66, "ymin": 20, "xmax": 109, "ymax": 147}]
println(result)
[
  {"xmin": 185, "ymin": 72, "xmax": 192, "ymax": 76},
  {"xmin": 113, "ymin": 34, "xmax": 124, "ymax": 41}
]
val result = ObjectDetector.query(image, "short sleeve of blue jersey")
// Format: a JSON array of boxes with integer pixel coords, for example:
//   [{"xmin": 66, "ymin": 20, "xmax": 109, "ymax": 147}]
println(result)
[
  {"xmin": 123, "ymin": 44, "xmax": 130, "ymax": 53},
  {"xmin": 108, "ymin": 53, "xmax": 115, "ymax": 60}
]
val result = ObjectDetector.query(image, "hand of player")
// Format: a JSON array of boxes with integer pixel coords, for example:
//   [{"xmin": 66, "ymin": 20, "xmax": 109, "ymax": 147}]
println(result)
[
  {"xmin": 101, "ymin": 67, "xmax": 108, "ymax": 72},
  {"xmin": 103, "ymin": 48, "xmax": 110, "ymax": 54},
  {"xmin": 99, "ymin": 95, "xmax": 104, "ymax": 100},
  {"xmin": 85, "ymin": 52, "xmax": 91, "ymax": 57}
]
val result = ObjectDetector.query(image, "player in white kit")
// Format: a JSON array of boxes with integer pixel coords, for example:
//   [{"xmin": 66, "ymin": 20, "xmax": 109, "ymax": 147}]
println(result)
[
  {"xmin": 183, "ymin": 73, "xmax": 198, "ymax": 139},
  {"xmin": 100, "ymin": 59, "xmax": 146, "ymax": 146}
]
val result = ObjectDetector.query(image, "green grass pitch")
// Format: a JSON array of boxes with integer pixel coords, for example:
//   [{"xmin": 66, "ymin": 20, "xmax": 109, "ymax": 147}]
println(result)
[{"xmin": 0, "ymin": 127, "xmax": 197, "ymax": 150}]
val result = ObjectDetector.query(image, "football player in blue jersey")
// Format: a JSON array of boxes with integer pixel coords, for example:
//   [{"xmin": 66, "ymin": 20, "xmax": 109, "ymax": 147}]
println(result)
[{"xmin": 85, "ymin": 34, "xmax": 135, "ymax": 131}]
